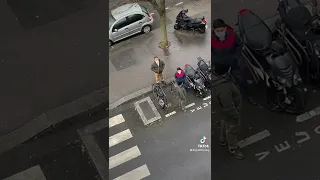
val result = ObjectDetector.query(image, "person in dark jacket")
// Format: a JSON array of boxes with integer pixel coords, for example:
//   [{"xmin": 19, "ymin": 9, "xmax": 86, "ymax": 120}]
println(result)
[
  {"xmin": 212, "ymin": 63, "xmax": 244, "ymax": 160},
  {"xmin": 151, "ymin": 56, "xmax": 165, "ymax": 83},
  {"xmin": 211, "ymin": 19, "xmax": 256, "ymax": 105}
]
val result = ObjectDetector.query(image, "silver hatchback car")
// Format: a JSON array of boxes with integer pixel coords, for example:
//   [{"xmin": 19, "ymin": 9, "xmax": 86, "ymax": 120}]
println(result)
[{"xmin": 109, "ymin": 3, "xmax": 154, "ymax": 47}]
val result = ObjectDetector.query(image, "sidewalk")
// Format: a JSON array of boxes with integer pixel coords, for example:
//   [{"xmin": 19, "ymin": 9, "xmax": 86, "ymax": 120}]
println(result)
[
  {"xmin": 109, "ymin": 0, "xmax": 211, "ymax": 106},
  {"xmin": 0, "ymin": 109, "xmax": 108, "ymax": 180},
  {"xmin": 0, "ymin": 1, "xmax": 108, "ymax": 138}
]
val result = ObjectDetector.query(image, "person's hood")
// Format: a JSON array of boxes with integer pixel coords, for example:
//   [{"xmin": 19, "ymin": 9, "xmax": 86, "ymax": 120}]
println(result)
[
  {"xmin": 211, "ymin": 25, "xmax": 234, "ymax": 43},
  {"xmin": 175, "ymin": 70, "xmax": 185, "ymax": 77}
]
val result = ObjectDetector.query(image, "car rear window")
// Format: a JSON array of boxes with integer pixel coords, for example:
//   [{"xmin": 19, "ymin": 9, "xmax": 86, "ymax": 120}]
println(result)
[
  {"xmin": 109, "ymin": 15, "xmax": 116, "ymax": 29},
  {"xmin": 140, "ymin": 5, "xmax": 149, "ymax": 14}
]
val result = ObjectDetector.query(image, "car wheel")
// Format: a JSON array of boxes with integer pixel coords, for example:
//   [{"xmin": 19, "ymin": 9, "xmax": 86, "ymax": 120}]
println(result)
[
  {"xmin": 142, "ymin": 25, "xmax": 151, "ymax": 33},
  {"xmin": 109, "ymin": 40, "xmax": 113, "ymax": 47}
]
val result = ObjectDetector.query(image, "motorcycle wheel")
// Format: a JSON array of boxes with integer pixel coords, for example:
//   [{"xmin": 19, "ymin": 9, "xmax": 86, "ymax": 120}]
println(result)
[
  {"xmin": 197, "ymin": 89, "xmax": 206, "ymax": 98},
  {"xmin": 275, "ymin": 87, "xmax": 305, "ymax": 114},
  {"xmin": 174, "ymin": 24, "xmax": 180, "ymax": 30},
  {"xmin": 198, "ymin": 27, "xmax": 205, "ymax": 34},
  {"xmin": 285, "ymin": 87, "xmax": 306, "ymax": 114}
]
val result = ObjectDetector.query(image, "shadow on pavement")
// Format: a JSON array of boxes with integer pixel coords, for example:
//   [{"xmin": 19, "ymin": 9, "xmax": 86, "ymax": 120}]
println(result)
[{"xmin": 7, "ymin": 0, "xmax": 99, "ymax": 30}]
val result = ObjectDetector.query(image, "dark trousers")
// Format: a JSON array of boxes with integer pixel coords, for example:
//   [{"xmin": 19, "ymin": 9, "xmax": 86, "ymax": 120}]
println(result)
[
  {"xmin": 220, "ymin": 116, "xmax": 241, "ymax": 150},
  {"xmin": 231, "ymin": 60, "xmax": 252, "ymax": 97}
]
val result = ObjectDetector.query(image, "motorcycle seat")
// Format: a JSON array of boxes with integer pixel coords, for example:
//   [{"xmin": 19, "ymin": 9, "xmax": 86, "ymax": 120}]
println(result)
[
  {"xmin": 190, "ymin": 18, "xmax": 202, "ymax": 24},
  {"xmin": 238, "ymin": 9, "xmax": 273, "ymax": 55}
]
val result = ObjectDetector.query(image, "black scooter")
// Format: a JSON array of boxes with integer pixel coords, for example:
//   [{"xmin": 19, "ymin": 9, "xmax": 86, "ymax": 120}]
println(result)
[
  {"xmin": 197, "ymin": 57, "xmax": 211, "ymax": 88},
  {"xmin": 184, "ymin": 64, "xmax": 207, "ymax": 97},
  {"xmin": 174, "ymin": 9, "xmax": 207, "ymax": 34}
]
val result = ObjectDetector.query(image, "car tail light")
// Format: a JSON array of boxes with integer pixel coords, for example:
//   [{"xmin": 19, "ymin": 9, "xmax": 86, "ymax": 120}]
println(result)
[{"xmin": 146, "ymin": 13, "xmax": 152, "ymax": 20}]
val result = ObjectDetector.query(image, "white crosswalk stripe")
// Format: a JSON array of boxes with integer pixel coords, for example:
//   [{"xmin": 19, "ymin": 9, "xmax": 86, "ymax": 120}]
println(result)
[
  {"xmin": 109, "ymin": 129, "xmax": 133, "ymax": 147},
  {"xmin": 109, "ymin": 114, "xmax": 151, "ymax": 180},
  {"xmin": 109, "ymin": 114, "xmax": 125, "ymax": 127},
  {"xmin": 113, "ymin": 164, "xmax": 151, "ymax": 180}
]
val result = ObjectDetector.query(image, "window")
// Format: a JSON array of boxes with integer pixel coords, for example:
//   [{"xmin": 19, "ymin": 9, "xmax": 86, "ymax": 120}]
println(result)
[
  {"xmin": 140, "ymin": 5, "xmax": 149, "ymax": 14},
  {"xmin": 109, "ymin": 15, "xmax": 116, "ymax": 30},
  {"xmin": 127, "ymin": 14, "xmax": 144, "ymax": 24},
  {"xmin": 113, "ymin": 18, "xmax": 128, "ymax": 30}
]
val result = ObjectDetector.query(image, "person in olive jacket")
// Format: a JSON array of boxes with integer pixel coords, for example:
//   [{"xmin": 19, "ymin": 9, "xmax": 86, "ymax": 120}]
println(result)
[
  {"xmin": 150, "ymin": 56, "xmax": 165, "ymax": 83},
  {"xmin": 212, "ymin": 62, "xmax": 244, "ymax": 160}
]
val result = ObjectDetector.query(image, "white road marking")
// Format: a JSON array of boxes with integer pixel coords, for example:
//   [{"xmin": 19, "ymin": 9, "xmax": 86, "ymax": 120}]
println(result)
[
  {"xmin": 175, "ymin": 2, "xmax": 184, "ymax": 6},
  {"xmin": 109, "ymin": 129, "xmax": 133, "ymax": 147},
  {"xmin": 296, "ymin": 106, "xmax": 320, "ymax": 122},
  {"xmin": 150, "ymin": 12, "xmax": 154, "ymax": 15},
  {"xmin": 113, "ymin": 164, "xmax": 151, "ymax": 180},
  {"xmin": 203, "ymin": 95, "xmax": 211, "ymax": 100},
  {"xmin": 274, "ymin": 141, "xmax": 291, "ymax": 153},
  {"xmin": 184, "ymin": 103, "xmax": 195, "ymax": 109},
  {"xmin": 238, "ymin": 130, "xmax": 270, "ymax": 148},
  {"xmin": 255, "ymin": 151, "xmax": 270, "ymax": 161},
  {"xmin": 165, "ymin": 7, "xmax": 169, "ymax": 10},
  {"xmin": 165, "ymin": 111, "xmax": 176, "ymax": 117},
  {"xmin": 109, "ymin": 114, "xmax": 125, "ymax": 128},
  {"xmin": 109, "ymin": 146, "xmax": 141, "ymax": 169}
]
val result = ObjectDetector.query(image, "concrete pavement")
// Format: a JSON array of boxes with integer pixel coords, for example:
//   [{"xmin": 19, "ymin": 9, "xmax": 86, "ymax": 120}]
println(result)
[
  {"xmin": 212, "ymin": 90, "xmax": 320, "ymax": 180},
  {"xmin": 105, "ymin": 89, "xmax": 212, "ymax": 179},
  {"xmin": 0, "ymin": 0, "xmax": 108, "ymax": 138},
  {"xmin": 109, "ymin": 0, "xmax": 211, "ymax": 105},
  {"xmin": 0, "ymin": 108, "xmax": 108, "ymax": 180}
]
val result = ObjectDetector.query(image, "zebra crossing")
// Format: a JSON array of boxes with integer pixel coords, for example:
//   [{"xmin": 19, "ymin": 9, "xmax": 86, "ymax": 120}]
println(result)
[
  {"xmin": 109, "ymin": 114, "xmax": 151, "ymax": 179},
  {"xmin": 78, "ymin": 113, "xmax": 151, "ymax": 180}
]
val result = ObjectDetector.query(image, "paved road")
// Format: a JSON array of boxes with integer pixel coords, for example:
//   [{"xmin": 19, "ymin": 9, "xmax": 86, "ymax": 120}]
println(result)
[
  {"xmin": 109, "ymin": 0, "xmax": 211, "ymax": 104},
  {"xmin": 107, "ymin": 89, "xmax": 212, "ymax": 179},
  {"xmin": 211, "ymin": 88, "xmax": 320, "ymax": 180},
  {"xmin": 0, "ymin": 108, "xmax": 108, "ymax": 180},
  {"xmin": 0, "ymin": 0, "xmax": 108, "ymax": 137},
  {"xmin": 109, "ymin": 87, "xmax": 320, "ymax": 179},
  {"xmin": 1, "ymin": 88, "xmax": 319, "ymax": 180}
]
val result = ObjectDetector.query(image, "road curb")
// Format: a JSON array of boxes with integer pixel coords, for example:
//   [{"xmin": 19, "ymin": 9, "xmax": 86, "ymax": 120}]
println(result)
[
  {"xmin": 0, "ymin": 87, "xmax": 108, "ymax": 155},
  {"xmin": 109, "ymin": 77, "xmax": 175, "ymax": 110}
]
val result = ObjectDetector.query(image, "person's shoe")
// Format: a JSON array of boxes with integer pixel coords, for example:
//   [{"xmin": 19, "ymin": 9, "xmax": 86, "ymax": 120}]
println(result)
[
  {"xmin": 219, "ymin": 137, "xmax": 227, "ymax": 146},
  {"xmin": 161, "ymin": 80, "xmax": 166, "ymax": 85},
  {"xmin": 229, "ymin": 148, "xmax": 244, "ymax": 160}
]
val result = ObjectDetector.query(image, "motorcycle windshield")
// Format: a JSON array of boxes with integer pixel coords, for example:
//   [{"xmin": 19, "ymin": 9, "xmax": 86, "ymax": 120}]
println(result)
[
  {"xmin": 238, "ymin": 9, "xmax": 273, "ymax": 51},
  {"xmin": 185, "ymin": 64, "xmax": 196, "ymax": 78},
  {"xmin": 198, "ymin": 60, "xmax": 209, "ymax": 71}
]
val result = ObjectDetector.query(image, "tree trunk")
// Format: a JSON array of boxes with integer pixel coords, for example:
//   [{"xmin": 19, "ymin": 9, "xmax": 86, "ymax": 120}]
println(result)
[
  {"xmin": 157, "ymin": 0, "xmax": 170, "ymax": 48},
  {"xmin": 158, "ymin": 10, "xmax": 169, "ymax": 48}
]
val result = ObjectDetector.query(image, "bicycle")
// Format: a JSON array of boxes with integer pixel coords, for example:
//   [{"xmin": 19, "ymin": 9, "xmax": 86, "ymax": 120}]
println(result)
[{"xmin": 152, "ymin": 83, "xmax": 168, "ymax": 109}]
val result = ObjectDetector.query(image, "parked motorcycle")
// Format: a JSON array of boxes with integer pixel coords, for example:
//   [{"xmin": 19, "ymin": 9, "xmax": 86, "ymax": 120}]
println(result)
[
  {"xmin": 196, "ymin": 57, "xmax": 211, "ymax": 88},
  {"xmin": 184, "ymin": 64, "xmax": 207, "ymax": 97},
  {"xmin": 278, "ymin": 0, "xmax": 320, "ymax": 85},
  {"xmin": 237, "ymin": 8, "xmax": 305, "ymax": 114},
  {"xmin": 174, "ymin": 9, "xmax": 207, "ymax": 34}
]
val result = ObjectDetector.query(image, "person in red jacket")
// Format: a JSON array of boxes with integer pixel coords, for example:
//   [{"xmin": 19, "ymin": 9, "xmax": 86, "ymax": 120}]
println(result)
[
  {"xmin": 174, "ymin": 67, "xmax": 188, "ymax": 91},
  {"xmin": 211, "ymin": 18, "xmax": 256, "ymax": 106}
]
